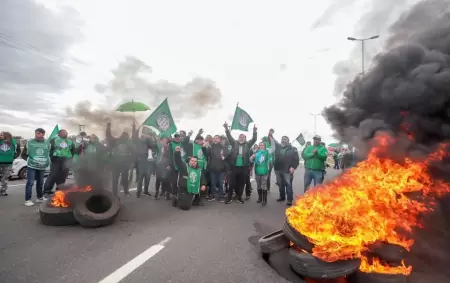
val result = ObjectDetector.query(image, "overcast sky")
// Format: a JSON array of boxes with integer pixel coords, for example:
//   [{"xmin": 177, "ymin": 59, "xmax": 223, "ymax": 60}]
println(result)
[{"xmin": 0, "ymin": 0, "xmax": 420, "ymax": 143}]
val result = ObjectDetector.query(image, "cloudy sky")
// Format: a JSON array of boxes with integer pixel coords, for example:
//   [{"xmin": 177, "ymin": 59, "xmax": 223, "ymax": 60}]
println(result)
[{"xmin": 0, "ymin": 0, "xmax": 421, "ymax": 142}]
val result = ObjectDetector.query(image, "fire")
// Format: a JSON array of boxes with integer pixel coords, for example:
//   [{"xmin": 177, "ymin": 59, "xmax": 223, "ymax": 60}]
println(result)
[
  {"xmin": 51, "ymin": 185, "xmax": 93, "ymax": 207},
  {"xmin": 359, "ymin": 256, "xmax": 411, "ymax": 275},
  {"xmin": 286, "ymin": 134, "xmax": 450, "ymax": 275}
]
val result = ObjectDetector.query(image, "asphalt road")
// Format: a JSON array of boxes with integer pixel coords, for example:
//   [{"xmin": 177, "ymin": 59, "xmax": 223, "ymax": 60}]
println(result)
[{"xmin": 0, "ymin": 166, "xmax": 341, "ymax": 283}]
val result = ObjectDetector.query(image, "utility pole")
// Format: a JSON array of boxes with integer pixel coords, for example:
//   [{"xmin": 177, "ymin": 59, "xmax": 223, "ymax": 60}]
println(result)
[
  {"xmin": 347, "ymin": 35, "xmax": 380, "ymax": 76},
  {"xmin": 310, "ymin": 113, "xmax": 320, "ymax": 136}
]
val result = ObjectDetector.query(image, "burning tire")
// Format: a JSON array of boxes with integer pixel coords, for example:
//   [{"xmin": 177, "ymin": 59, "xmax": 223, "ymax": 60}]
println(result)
[
  {"xmin": 178, "ymin": 191, "xmax": 194, "ymax": 211},
  {"xmin": 282, "ymin": 219, "xmax": 314, "ymax": 252},
  {"xmin": 288, "ymin": 248, "xmax": 361, "ymax": 279},
  {"xmin": 39, "ymin": 200, "xmax": 78, "ymax": 226},
  {"xmin": 366, "ymin": 241, "xmax": 407, "ymax": 265},
  {"xmin": 72, "ymin": 190, "xmax": 120, "ymax": 228},
  {"xmin": 354, "ymin": 271, "xmax": 407, "ymax": 283},
  {"xmin": 258, "ymin": 229, "xmax": 290, "ymax": 254}
]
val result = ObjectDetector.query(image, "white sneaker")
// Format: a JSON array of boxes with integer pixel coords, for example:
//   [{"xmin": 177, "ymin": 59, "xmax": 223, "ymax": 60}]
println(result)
[
  {"xmin": 42, "ymin": 196, "xmax": 48, "ymax": 201},
  {"xmin": 25, "ymin": 200, "xmax": 35, "ymax": 207},
  {"xmin": 36, "ymin": 198, "xmax": 44, "ymax": 203}
]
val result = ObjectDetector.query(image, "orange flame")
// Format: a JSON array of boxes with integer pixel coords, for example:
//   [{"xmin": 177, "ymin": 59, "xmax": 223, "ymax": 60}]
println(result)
[
  {"xmin": 286, "ymin": 134, "xmax": 450, "ymax": 275},
  {"xmin": 51, "ymin": 185, "xmax": 93, "ymax": 207},
  {"xmin": 360, "ymin": 256, "xmax": 411, "ymax": 275}
]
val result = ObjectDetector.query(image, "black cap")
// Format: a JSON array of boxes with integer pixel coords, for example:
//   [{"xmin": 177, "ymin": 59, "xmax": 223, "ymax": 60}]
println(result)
[
  {"xmin": 35, "ymin": 128, "xmax": 45, "ymax": 134},
  {"xmin": 173, "ymin": 132, "xmax": 181, "ymax": 137}
]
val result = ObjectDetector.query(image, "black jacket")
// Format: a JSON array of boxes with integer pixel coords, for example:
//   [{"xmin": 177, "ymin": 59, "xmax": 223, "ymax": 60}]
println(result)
[
  {"xmin": 207, "ymin": 143, "xmax": 229, "ymax": 172},
  {"xmin": 174, "ymin": 151, "xmax": 206, "ymax": 193},
  {"xmin": 225, "ymin": 129, "xmax": 257, "ymax": 167},
  {"xmin": 273, "ymin": 141, "xmax": 300, "ymax": 173}
]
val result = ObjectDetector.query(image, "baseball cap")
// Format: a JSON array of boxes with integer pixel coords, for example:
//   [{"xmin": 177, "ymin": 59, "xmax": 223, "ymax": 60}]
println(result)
[
  {"xmin": 313, "ymin": 135, "xmax": 321, "ymax": 140},
  {"xmin": 173, "ymin": 132, "xmax": 181, "ymax": 137}
]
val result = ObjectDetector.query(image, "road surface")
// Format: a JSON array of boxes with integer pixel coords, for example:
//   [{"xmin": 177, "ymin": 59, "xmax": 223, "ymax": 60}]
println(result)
[{"xmin": 0, "ymin": 166, "xmax": 341, "ymax": 283}]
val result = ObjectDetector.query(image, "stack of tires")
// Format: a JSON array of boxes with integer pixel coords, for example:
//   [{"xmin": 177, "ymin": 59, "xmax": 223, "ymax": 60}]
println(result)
[
  {"xmin": 39, "ymin": 189, "xmax": 121, "ymax": 228},
  {"xmin": 259, "ymin": 219, "xmax": 407, "ymax": 283}
]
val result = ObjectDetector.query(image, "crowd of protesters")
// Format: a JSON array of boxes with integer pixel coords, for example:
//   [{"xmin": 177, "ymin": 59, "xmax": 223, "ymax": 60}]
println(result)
[{"xmin": 0, "ymin": 124, "xmax": 357, "ymax": 208}]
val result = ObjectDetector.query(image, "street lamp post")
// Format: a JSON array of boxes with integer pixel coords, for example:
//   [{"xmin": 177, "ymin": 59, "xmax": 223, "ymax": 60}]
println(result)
[
  {"xmin": 347, "ymin": 35, "xmax": 379, "ymax": 76},
  {"xmin": 310, "ymin": 113, "xmax": 320, "ymax": 136}
]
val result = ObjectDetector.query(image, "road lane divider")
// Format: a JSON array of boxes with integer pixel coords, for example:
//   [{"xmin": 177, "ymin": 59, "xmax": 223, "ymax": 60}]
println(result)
[{"xmin": 97, "ymin": 237, "xmax": 171, "ymax": 283}]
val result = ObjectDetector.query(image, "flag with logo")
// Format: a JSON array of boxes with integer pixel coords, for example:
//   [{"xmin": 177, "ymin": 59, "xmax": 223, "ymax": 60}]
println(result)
[
  {"xmin": 142, "ymin": 98, "xmax": 177, "ymax": 136},
  {"xmin": 230, "ymin": 105, "xmax": 254, "ymax": 131},
  {"xmin": 49, "ymin": 124, "xmax": 59, "ymax": 140},
  {"xmin": 295, "ymin": 133, "xmax": 306, "ymax": 146}
]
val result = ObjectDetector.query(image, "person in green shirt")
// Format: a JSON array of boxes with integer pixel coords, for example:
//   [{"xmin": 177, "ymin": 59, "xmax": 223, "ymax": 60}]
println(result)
[
  {"xmin": 21, "ymin": 128, "xmax": 50, "ymax": 206},
  {"xmin": 261, "ymin": 128, "xmax": 275, "ymax": 191},
  {"xmin": 172, "ymin": 146, "xmax": 207, "ymax": 207},
  {"xmin": 302, "ymin": 135, "xmax": 328, "ymax": 193},
  {"xmin": 250, "ymin": 142, "xmax": 270, "ymax": 206},
  {"xmin": 43, "ymin": 129, "xmax": 75, "ymax": 197},
  {"xmin": 0, "ymin": 131, "xmax": 21, "ymax": 196},
  {"xmin": 223, "ymin": 121, "xmax": 258, "ymax": 204}
]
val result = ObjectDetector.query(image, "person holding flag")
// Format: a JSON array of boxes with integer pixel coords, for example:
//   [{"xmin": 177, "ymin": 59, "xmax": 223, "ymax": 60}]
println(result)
[
  {"xmin": 223, "ymin": 104, "xmax": 258, "ymax": 204},
  {"xmin": 262, "ymin": 128, "xmax": 276, "ymax": 191}
]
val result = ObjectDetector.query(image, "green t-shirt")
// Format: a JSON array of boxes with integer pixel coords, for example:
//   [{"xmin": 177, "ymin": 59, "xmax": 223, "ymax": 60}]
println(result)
[
  {"xmin": 235, "ymin": 144, "xmax": 244, "ymax": 166},
  {"xmin": 0, "ymin": 139, "xmax": 16, "ymax": 163},
  {"xmin": 192, "ymin": 143, "xmax": 206, "ymax": 169},
  {"xmin": 27, "ymin": 139, "xmax": 50, "ymax": 170},
  {"xmin": 254, "ymin": 150, "xmax": 269, "ymax": 176},
  {"xmin": 52, "ymin": 137, "xmax": 73, "ymax": 158},
  {"xmin": 186, "ymin": 166, "xmax": 202, "ymax": 194}
]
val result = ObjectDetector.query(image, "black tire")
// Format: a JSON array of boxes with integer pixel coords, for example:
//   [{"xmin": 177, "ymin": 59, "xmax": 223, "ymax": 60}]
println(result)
[
  {"xmin": 366, "ymin": 241, "xmax": 407, "ymax": 265},
  {"xmin": 178, "ymin": 191, "xmax": 194, "ymax": 211},
  {"xmin": 18, "ymin": 167, "xmax": 27, "ymax": 179},
  {"xmin": 258, "ymin": 229, "xmax": 290, "ymax": 254},
  {"xmin": 289, "ymin": 248, "xmax": 361, "ymax": 279},
  {"xmin": 282, "ymin": 219, "xmax": 314, "ymax": 252},
  {"xmin": 354, "ymin": 272, "xmax": 407, "ymax": 283},
  {"xmin": 72, "ymin": 190, "xmax": 121, "ymax": 228},
  {"xmin": 39, "ymin": 200, "xmax": 78, "ymax": 226},
  {"xmin": 264, "ymin": 248, "xmax": 306, "ymax": 283}
]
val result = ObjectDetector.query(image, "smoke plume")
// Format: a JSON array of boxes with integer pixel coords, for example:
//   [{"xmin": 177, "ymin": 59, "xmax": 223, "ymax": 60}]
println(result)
[
  {"xmin": 324, "ymin": 1, "xmax": 450, "ymax": 281},
  {"xmin": 65, "ymin": 56, "xmax": 222, "ymax": 136}
]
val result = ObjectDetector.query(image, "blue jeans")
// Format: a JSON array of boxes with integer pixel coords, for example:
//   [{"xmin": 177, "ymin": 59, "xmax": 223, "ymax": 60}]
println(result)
[
  {"xmin": 304, "ymin": 168, "xmax": 324, "ymax": 193},
  {"xmin": 25, "ymin": 168, "xmax": 45, "ymax": 201},
  {"xmin": 209, "ymin": 171, "xmax": 225, "ymax": 199},
  {"xmin": 275, "ymin": 171, "xmax": 293, "ymax": 201}
]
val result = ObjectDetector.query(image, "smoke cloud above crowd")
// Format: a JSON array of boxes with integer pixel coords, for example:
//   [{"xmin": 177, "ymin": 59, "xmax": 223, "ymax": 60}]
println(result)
[{"xmin": 64, "ymin": 56, "xmax": 222, "ymax": 136}]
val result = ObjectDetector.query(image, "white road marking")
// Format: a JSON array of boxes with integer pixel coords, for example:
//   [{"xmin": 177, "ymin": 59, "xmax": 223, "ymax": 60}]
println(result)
[{"xmin": 97, "ymin": 237, "xmax": 171, "ymax": 283}]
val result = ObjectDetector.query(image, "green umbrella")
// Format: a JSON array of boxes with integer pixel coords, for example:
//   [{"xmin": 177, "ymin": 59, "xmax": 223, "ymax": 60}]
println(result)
[
  {"xmin": 328, "ymin": 143, "xmax": 340, "ymax": 147},
  {"xmin": 116, "ymin": 100, "xmax": 150, "ymax": 112}
]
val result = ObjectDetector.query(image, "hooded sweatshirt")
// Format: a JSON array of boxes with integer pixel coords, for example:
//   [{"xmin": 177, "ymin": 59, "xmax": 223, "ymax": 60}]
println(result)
[{"xmin": 302, "ymin": 144, "xmax": 328, "ymax": 171}]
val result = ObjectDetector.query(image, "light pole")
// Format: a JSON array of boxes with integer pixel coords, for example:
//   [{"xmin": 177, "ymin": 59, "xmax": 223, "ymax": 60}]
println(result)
[
  {"xmin": 347, "ymin": 35, "xmax": 379, "ymax": 76},
  {"xmin": 310, "ymin": 113, "xmax": 320, "ymax": 136}
]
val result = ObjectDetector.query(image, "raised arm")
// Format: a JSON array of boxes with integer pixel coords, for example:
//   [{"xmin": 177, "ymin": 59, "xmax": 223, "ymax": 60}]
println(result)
[
  {"xmin": 223, "ymin": 122, "xmax": 236, "ymax": 144},
  {"xmin": 248, "ymin": 124, "xmax": 258, "ymax": 146}
]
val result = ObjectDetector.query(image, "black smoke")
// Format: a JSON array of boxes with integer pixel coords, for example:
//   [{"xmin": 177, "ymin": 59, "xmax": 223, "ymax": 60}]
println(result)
[
  {"xmin": 324, "ymin": 0, "xmax": 450, "ymax": 154},
  {"xmin": 323, "ymin": 1, "xmax": 450, "ymax": 282}
]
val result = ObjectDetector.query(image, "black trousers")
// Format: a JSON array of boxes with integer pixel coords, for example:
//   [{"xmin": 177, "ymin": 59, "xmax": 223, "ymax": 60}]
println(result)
[
  {"xmin": 43, "ymin": 158, "xmax": 70, "ymax": 194},
  {"xmin": 228, "ymin": 165, "xmax": 248, "ymax": 200},
  {"xmin": 155, "ymin": 165, "xmax": 171, "ymax": 194},
  {"xmin": 137, "ymin": 160, "xmax": 156, "ymax": 195},
  {"xmin": 267, "ymin": 162, "xmax": 273, "ymax": 189},
  {"xmin": 112, "ymin": 164, "xmax": 130, "ymax": 196},
  {"xmin": 170, "ymin": 169, "xmax": 179, "ymax": 195}
]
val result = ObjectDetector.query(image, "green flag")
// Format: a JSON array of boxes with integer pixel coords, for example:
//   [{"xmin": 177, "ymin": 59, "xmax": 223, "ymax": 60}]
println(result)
[
  {"xmin": 49, "ymin": 124, "xmax": 59, "ymax": 140},
  {"xmin": 230, "ymin": 105, "xmax": 254, "ymax": 131},
  {"xmin": 295, "ymin": 133, "xmax": 305, "ymax": 146},
  {"xmin": 142, "ymin": 98, "xmax": 177, "ymax": 136}
]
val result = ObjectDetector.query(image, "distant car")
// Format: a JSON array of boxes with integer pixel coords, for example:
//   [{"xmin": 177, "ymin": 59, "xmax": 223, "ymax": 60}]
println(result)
[{"xmin": 0, "ymin": 158, "xmax": 50, "ymax": 180}]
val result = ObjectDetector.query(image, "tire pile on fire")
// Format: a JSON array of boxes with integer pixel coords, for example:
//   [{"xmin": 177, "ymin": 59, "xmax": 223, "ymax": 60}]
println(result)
[
  {"xmin": 259, "ymin": 135, "xmax": 450, "ymax": 283},
  {"xmin": 39, "ymin": 184, "xmax": 121, "ymax": 228}
]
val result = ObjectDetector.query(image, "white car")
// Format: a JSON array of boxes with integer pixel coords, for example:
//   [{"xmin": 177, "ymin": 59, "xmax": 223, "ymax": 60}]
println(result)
[{"xmin": 6, "ymin": 158, "xmax": 50, "ymax": 179}]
